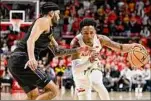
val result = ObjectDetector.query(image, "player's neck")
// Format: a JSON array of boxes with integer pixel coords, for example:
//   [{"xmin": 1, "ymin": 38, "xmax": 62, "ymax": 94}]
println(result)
[
  {"xmin": 43, "ymin": 15, "xmax": 53, "ymax": 27},
  {"xmin": 83, "ymin": 39, "xmax": 93, "ymax": 47}
]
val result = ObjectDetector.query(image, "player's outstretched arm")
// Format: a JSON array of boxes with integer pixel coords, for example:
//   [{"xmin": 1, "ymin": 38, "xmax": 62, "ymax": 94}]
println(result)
[
  {"xmin": 98, "ymin": 35, "xmax": 141, "ymax": 53},
  {"xmin": 26, "ymin": 19, "xmax": 48, "ymax": 70},
  {"xmin": 48, "ymin": 35, "xmax": 91, "ymax": 56}
]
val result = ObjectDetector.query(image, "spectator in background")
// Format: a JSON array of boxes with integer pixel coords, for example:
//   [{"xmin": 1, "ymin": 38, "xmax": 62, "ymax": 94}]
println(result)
[
  {"xmin": 68, "ymin": 15, "xmax": 74, "ymax": 32},
  {"xmin": 110, "ymin": 64, "xmax": 120, "ymax": 91},
  {"xmin": 103, "ymin": 67, "xmax": 114, "ymax": 92},
  {"xmin": 45, "ymin": 66, "xmax": 56, "ymax": 82},
  {"xmin": 142, "ymin": 15, "xmax": 149, "ymax": 25},
  {"xmin": 129, "ymin": 13, "xmax": 141, "ymax": 36},
  {"xmin": 38, "ymin": 60, "xmax": 44, "ymax": 69},
  {"xmin": 123, "ymin": 14, "xmax": 131, "ymax": 36},
  {"xmin": 0, "ymin": 55, "xmax": 7, "ymax": 74},
  {"xmin": 83, "ymin": 0, "xmax": 90, "ymax": 10},
  {"xmin": 72, "ymin": 17, "xmax": 81, "ymax": 35},
  {"xmin": 51, "ymin": 57, "xmax": 59, "ymax": 68},
  {"xmin": 142, "ymin": 64, "xmax": 151, "ymax": 91},
  {"xmin": 59, "ymin": 39, "xmax": 70, "ymax": 49},
  {"xmin": 89, "ymin": 1, "xmax": 97, "ymax": 14},
  {"xmin": 128, "ymin": 0, "xmax": 135, "ymax": 13},
  {"xmin": 11, "ymin": 40, "xmax": 18, "ymax": 52},
  {"xmin": 55, "ymin": 57, "xmax": 66, "ymax": 89},
  {"xmin": 64, "ymin": 6, "xmax": 70, "ymax": 17},
  {"xmin": 102, "ymin": 16, "xmax": 109, "ymax": 35},
  {"xmin": 115, "ymin": 20, "xmax": 124, "ymax": 36},
  {"xmin": 108, "ymin": 11, "xmax": 117, "ymax": 23},
  {"xmin": 131, "ymin": 67, "xmax": 146, "ymax": 93},
  {"xmin": 119, "ymin": 66, "xmax": 132, "ymax": 91},
  {"xmin": 63, "ymin": 65, "xmax": 74, "ymax": 89},
  {"xmin": 140, "ymin": 26, "xmax": 150, "ymax": 37},
  {"xmin": 144, "ymin": 0, "xmax": 151, "ymax": 16},
  {"xmin": 1, "ymin": 43, "xmax": 9, "ymax": 54},
  {"xmin": 136, "ymin": 0, "xmax": 144, "ymax": 17},
  {"xmin": 77, "ymin": 7, "xmax": 85, "ymax": 17}
]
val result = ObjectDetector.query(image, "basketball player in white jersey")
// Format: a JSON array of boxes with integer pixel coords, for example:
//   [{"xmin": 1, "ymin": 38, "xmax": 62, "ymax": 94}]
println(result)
[{"xmin": 70, "ymin": 18, "xmax": 141, "ymax": 100}]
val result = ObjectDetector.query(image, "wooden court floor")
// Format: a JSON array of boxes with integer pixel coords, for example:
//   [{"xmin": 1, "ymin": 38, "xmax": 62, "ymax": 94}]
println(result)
[{"xmin": 1, "ymin": 87, "xmax": 151, "ymax": 100}]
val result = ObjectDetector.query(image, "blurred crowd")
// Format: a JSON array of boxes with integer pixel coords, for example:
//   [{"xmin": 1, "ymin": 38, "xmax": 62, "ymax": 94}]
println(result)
[
  {"xmin": 61, "ymin": 0, "xmax": 151, "ymax": 37},
  {"xmin": 0, "ymin": 0, "xmax": 151, "ymax": 93}
]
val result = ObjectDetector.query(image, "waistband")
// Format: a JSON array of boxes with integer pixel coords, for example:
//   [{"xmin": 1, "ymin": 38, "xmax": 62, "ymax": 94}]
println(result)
[{"xmin": 10, "ymin": 51, "xmax": 27, "ymax": 57}]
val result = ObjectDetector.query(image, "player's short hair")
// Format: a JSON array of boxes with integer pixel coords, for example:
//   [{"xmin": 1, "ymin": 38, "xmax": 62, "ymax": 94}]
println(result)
[
  {"xmin": 80, "ymin": 18, "xmax": 97, "ymax": 31},
  {"xmin": 41, "ymin": 2, "xmax": 59, "ymax": 15}
]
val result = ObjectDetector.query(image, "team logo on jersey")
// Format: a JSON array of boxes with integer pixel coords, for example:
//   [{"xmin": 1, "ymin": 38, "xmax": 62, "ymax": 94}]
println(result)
[
  {"xmin": 81, "ymin": 46, "xmax": 100, "ymax": 56},
  {"xmin": 81, "ymin": 51, "xmax": 92, "ymax": 56}
]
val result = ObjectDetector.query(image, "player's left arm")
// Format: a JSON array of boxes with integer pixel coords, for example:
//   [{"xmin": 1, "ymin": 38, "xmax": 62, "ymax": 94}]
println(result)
[
  {"xmin": 98, "ymin": 35, "xmax": 140, "ymax": 53},
  {"xmin": 48, "ymin": 35, "xmax": 87, "ymax": 56}
]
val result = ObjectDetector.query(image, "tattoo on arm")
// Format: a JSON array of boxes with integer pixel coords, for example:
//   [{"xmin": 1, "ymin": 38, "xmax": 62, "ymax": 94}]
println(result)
[
  {"xmin": 99, "ymin": 35, "xmax": 122, "ymax": 52},
  {"xmin": 48, "ymin": 46, "xmax": 79, "ymax": 56},
  {"xmin": 48, "ymin": 38, "xmax": 79, "ymax": 56},
  {"xmin": 48, "ymin": 35, "xmax": 79, "ymax": 56}
]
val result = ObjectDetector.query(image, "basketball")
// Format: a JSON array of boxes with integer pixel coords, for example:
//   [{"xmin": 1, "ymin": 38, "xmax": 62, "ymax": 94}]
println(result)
[{"xmin": 128, "ymin": 45, "xmax": 150, "ymax": 67}]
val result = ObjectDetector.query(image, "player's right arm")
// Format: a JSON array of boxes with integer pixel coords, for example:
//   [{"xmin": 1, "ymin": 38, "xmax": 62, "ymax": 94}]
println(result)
[
  {"xmin": 70, "ymin": 38, "xmax": 97, "ymax": 73},
  {"xmin": 26, "ymin": 19, "xmax": 48, "ymax": 70}
]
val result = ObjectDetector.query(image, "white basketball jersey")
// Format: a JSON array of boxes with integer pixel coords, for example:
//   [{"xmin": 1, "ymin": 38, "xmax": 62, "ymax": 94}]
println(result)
[
  {"xmin": 76, "ymin": 33, "xmax": 102, "ymax": 68},
  {"xmin": 72, "ymin": 34, "xmax": 103, "ymax": 89}
]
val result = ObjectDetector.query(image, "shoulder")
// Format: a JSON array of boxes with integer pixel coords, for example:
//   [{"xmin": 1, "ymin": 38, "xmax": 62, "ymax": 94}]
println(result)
[
  {"xmin": 96, "ymin": 34, "xmax": 108, "ymax": 39},
  {"xmin": 34, "ymin": 18, "xmax": 49, "ymax": 28},
  {"xmin": 97, "ymin": 34, "xmax": 111, "ymax": 46}
]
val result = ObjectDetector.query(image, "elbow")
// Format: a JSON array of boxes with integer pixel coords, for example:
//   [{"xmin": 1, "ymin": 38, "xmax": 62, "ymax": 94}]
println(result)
[
  {"xmin": 27, "ymin": 39, "xmax": 35, "ymax": 44},
  {"xmin": 27, "ymin": 39, "xmax": 31, "ymax": 45},
  {"xmin": 27, "ymin": 39, "xmax": 35, "ymax": 47}
]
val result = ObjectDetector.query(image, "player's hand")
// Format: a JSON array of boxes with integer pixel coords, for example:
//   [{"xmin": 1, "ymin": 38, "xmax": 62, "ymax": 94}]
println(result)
[
  {"xmin": 24, "ymin": 59, "xmax": 38, "ymax": 71},
  {"xmin": 89, "ymin": 51, "xmax": 100, "ymax": 63},
  {"xmin": 131, "ymin": 43, "xmax": 142, "ymax": 49},
  {"xmin": 78, "ymin": 45, "xmax": 94, "ymax": 53}
]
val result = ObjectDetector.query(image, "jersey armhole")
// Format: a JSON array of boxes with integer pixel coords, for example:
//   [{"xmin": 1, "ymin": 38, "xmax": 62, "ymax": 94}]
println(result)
[{"xmin": 97, "ymin": 35, "xmax": 104, "ymax": 45}]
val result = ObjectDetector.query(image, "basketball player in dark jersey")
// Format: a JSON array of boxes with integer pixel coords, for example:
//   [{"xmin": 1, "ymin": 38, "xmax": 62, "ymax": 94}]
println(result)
[{"xmin": 7, "ymin": 2, "xmax": 91, "ymax": 100}]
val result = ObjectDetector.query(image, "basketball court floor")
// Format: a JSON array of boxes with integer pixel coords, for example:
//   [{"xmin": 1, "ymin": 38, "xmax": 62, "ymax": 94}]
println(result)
[{"xmin": 1, "ymin": 87, "xmax": 151, "ymax": 100}]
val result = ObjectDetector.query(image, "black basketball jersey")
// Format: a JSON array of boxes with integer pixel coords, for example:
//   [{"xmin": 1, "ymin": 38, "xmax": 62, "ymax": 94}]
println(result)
[{"xmin": 16, "ymin": 18, "xmax": 52, "ymax": 56}]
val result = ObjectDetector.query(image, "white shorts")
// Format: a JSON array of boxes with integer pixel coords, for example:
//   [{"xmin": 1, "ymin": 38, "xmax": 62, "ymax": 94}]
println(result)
[{"xmin": 73, "ymin": 68, "xmax": 103, "ymax": 95}]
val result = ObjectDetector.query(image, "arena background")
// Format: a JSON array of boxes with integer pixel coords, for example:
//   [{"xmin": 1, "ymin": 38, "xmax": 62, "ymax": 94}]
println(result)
[{"xmin": 0, "ymin": 0, "xmax": 151, "ymax": 100}]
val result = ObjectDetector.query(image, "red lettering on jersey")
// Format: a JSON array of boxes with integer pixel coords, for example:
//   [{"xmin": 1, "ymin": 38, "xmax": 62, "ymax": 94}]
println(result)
[{"xmin": 81, "ymin": 51, "xmax": 91, "ymax": 56}]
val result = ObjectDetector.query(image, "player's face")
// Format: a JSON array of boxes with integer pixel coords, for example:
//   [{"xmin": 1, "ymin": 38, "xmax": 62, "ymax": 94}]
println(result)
[
  {"xmin": 52, "ymin": 10, "xmax": 60, "ymax": 26},
  {"xmin": 81, "ymin": 26, "xmax": 96, "ymax": 43}
]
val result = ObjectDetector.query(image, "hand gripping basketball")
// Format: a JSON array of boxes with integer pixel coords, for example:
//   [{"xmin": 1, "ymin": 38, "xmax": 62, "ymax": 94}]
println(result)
[{"xmin": 128, "ymin": 43, "xmax": 150, "ymax": 67}]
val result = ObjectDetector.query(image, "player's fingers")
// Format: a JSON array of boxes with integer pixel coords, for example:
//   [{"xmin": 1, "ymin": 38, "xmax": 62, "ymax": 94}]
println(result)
[
  {"xmin": 32, "ymin": 62, "xmax": 38, "ymax": 70},
  {"xmin": 33, "ymin": 62, "xmax": 38, "ymax": 70},
  {"xmin": 132, "ymin": 43, "xmax": 141, "ymax": 48},
  {"xmin": 24, "ymin": 61, "xmax": 29, "ymax": 69},
  {"xmin": 29, "ymin": 61, "xmax": 35, "ymax": 71}
]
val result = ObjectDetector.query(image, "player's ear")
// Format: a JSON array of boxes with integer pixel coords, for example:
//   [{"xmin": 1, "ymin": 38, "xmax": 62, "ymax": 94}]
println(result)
[{"xmin": 49, "ymin": 11, "xmax": 55, "ymax": 17}]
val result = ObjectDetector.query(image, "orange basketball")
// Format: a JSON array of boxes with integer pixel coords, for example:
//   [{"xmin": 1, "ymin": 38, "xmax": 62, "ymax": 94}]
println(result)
[{"xmin": 128, "ymin": 45, "xmax": 150, "ymax": 67}]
